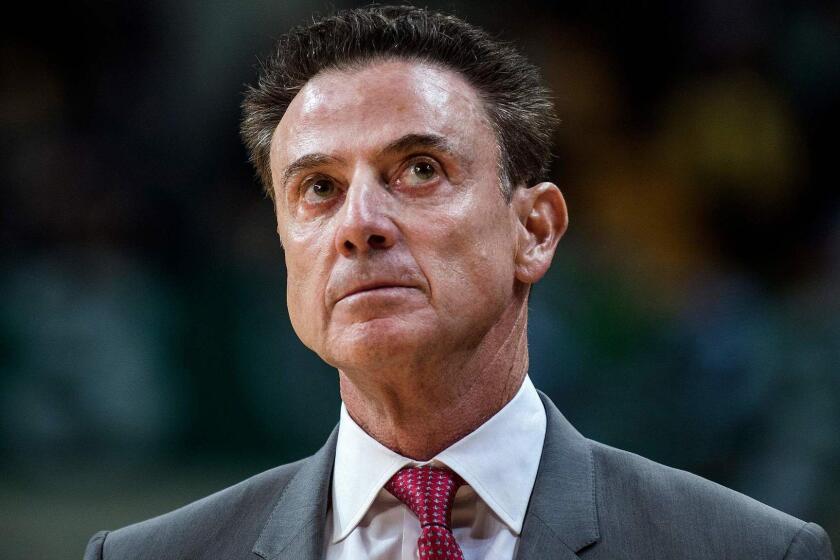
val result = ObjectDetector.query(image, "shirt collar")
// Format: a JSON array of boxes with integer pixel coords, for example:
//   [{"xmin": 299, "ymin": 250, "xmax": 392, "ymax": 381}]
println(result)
[{"xmin": 330, "ymin": 375, "xmax": 547, "ymax": 543}]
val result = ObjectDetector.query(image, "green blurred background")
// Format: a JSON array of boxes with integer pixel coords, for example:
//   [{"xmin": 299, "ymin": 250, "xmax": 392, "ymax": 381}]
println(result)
[{"xmin": 1, "ymin": 1, "xmax": 838, "ymax": 558}]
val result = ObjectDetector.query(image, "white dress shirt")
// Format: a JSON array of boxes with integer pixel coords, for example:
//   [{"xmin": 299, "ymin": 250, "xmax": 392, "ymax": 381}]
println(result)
[{"xmin": 325, "ymin": 375, "xmax": 547, "ymax": 560}]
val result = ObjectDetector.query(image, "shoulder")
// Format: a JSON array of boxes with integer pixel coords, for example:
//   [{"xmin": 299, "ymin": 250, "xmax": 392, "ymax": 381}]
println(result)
[
  {"xmin": 84, "ymin": 459, "xmax": 307, "ymax": 560},
  {"xmin": 588, "ymin": 440, "xmax": 834, "ymax": 559},
  {"xmin": 590, "ymin": 439, "xmax": 796, "ymax": 526}
]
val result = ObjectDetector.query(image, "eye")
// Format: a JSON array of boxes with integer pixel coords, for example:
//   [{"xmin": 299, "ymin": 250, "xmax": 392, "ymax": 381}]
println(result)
[
  {"xmin": 302, "ymin": 177, "xmax": 339, "ymax": 203},
  {"xmin": 396, "ymin": 159, "xmax": 440, "ymax": 188}
]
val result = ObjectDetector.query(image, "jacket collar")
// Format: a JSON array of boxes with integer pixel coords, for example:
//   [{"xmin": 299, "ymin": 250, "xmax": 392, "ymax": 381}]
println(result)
[
  {"xmin": 515, "ymin": 391, "xmax": 600, "ymax": 559},
  {"xmin": 251, "ymin": 390, "xmax": 599, "ymax": 560},
  {"xmin": 252, "ymin": 425, "xmax": 338, "ymax": 560}
]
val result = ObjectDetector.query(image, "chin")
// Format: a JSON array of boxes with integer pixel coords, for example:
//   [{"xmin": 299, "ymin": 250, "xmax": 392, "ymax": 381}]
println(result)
[{"xmin": 323, "ymin": 316, "xmax": 433, "ymax": 370}]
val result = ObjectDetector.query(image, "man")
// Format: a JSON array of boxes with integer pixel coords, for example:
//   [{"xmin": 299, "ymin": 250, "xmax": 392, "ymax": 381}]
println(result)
[{"xmin": 85, "ymin": 5, "xmax": 834, "ymax": 559}]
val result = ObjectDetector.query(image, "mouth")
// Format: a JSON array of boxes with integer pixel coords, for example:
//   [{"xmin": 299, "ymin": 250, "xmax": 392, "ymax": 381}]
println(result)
[{"xmin": 336, "ymin": 282, "xmax": 418, "ymax": 304}]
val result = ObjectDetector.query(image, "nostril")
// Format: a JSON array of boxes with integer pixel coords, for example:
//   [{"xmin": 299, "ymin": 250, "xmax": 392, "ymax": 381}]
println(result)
[
  {"xmin": 368, "ymin": 234, "xmax": 386, "ymax": 247},
  {"xmin": 343, "ymin": 239, "xmax": 355, "ymax": 252}
]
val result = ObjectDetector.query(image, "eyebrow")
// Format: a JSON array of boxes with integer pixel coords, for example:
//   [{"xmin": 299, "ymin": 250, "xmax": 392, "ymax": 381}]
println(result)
[
  {"xmin": 279, "ymin": 153, "xmax": 344, "ymax": 191},
  {"xmin": 278, "ymin": 133, "xmax": 462, "ymax": 191},
  {"xmin": 376, "ymin": 133, "xmax": 458, "ymax": 160}
]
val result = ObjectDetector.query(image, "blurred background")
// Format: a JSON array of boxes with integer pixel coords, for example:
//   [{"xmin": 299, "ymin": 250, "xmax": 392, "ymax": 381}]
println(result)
[{"xmin": 1, "ymin": 1, "xmax": 838, "ymax": 557}]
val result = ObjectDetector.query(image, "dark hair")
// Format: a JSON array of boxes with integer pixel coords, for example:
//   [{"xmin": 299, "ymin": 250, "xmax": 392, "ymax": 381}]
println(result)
[{"xmin": 240, "ymin": 4, "xmax": 557, "ymax": 200}]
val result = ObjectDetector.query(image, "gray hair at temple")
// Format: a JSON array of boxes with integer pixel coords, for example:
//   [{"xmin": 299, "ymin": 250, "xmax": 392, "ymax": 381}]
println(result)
[{"xmin": 240, "ymin": 4, "xmax": 558, "ymax": 201}]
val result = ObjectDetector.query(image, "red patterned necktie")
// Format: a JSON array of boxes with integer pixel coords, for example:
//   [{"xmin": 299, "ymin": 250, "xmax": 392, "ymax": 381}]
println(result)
[{"xmin": 385, "ymin": 465, "xmax": 466, "ymax": 559}]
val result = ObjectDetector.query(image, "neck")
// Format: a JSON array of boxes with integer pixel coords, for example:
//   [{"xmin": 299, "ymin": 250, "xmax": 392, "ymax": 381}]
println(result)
[{"xmin": 338, "ymin": 293, "xmax": 530, "ymax": 460}]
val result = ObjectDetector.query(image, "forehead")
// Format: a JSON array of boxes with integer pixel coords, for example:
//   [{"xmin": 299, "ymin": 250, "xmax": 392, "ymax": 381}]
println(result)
[{"xmin": 270, "ymin": 58, "xmax": 495, "ymax": 165}]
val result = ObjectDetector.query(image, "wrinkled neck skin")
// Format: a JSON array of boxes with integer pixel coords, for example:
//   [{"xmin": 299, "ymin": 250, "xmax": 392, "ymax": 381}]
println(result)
[{"xmin": 339, "ymin": 287, "xmax": 531, "ymax": 461}]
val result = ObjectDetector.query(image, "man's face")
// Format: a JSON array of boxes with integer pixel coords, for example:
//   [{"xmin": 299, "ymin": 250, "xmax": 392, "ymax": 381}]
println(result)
[{"xmin": 270, "ymin": 59, "xmax": 523, "ymax": 371}]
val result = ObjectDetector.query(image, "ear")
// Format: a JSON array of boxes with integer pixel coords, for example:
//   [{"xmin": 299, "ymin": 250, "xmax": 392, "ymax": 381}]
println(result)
[{"xmin": 512, "ymin": 182, "xmax": 568, "ymax": 284}]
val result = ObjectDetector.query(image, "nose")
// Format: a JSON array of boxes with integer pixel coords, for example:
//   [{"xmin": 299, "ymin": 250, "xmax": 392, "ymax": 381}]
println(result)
[{"xmin": 334, "ymin": 171, "xmax": 398, "ymax": 257}]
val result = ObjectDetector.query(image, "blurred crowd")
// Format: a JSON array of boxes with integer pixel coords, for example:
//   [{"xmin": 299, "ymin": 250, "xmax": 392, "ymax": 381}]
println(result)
[{"xmin": 1, "ymin": 1, "xmax": 838, "ymax": 557}]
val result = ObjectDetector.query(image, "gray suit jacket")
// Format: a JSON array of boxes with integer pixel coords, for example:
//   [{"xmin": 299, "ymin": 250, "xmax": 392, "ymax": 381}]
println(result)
[{"xmin": 85, "ymin": 392, "xmax": 835, "ymax": 559}]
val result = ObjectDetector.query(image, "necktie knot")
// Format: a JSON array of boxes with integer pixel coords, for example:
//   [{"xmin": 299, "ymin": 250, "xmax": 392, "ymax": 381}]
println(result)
[{"xmin": 385, "ymin": 465, "xmax": 464, "ymax": 530}]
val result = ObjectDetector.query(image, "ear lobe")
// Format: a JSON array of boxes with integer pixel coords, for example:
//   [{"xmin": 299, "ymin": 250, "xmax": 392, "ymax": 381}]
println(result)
[{"xmin": 513, "ymin": 182, "xmax": 568, "ymax": 284}]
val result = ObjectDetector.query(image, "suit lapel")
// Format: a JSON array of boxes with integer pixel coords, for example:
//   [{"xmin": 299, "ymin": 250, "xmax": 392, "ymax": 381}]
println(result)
[
  {"xmin": 252, "ymin": 426, "xmax": 338, "ymax": 560},
  {"xmin": 515, "ymin": 392, "xmax": 600, "ymax": 560}
]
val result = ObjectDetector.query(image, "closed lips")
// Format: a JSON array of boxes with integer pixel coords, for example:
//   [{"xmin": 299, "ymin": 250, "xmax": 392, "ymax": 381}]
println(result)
[{"xmin": 337, "ymin": 282, "xmax": 416, "ymax": 302}]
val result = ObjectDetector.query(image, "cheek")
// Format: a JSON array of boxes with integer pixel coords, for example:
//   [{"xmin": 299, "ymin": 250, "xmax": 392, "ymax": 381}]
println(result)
[
  {"xmin": 283, "ymin": 241, "xmax": 327, "ymax": 346},
  {"xmin": 283, "ymin": 258, "xmax": 306, "ymax": 336},
  {"xmin": 455, "ymin": 235, "xmax": 515, "ymax": 300},
  {"xmin": 420, "ymin": 203, "xmax": 516, "ymax": 313}
]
